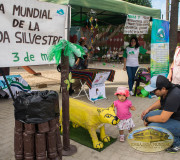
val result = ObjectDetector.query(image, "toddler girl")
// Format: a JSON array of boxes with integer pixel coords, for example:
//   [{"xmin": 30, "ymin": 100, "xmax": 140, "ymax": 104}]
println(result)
[{"xmin": 114, "ymin": 87, "xmax": 136, "ymax": 142}]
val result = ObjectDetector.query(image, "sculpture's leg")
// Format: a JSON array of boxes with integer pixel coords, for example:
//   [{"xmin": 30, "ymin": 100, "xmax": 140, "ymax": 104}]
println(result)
[
  {"xmin": 72, "ymin": 123, "xmax": 79, "ymax": 128},
  {"xmin": 100, "ymin": 125, "xmax": 110, "ymax": 142},
  {"xmin": 88, "ymin": 128, "xmax": 103, "ymax": 149}
]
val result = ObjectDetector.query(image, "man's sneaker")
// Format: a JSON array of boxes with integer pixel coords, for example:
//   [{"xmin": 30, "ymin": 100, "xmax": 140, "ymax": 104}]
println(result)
[
  {"xmin": 130, "ymin": 91, "xmax": 134, "ymax": 96},
  {"xmin": 119, "ymin": 135, "xmax": 125, "ymax": 142},
  {"xmin": 165, "ymin": 146, "xmax": 180, "ymax": 153}
]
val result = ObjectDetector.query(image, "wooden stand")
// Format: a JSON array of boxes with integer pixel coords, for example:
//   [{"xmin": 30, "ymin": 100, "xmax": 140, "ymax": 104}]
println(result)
[{"xmin": 14, "ymin": 118, "xmax": 62, "ymax": 160}]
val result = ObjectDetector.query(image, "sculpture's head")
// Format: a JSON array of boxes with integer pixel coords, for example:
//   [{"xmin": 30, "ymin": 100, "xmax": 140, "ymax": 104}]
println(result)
[{"xmin": 97, "ymin": 103, "xmax": 120, "ymax": 125}]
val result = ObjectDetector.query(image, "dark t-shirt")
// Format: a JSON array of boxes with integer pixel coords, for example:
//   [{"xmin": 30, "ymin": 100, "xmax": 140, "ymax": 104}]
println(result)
[{"xmin": 160, "ymin": 86, "xmax": 180, "ymax": 121}]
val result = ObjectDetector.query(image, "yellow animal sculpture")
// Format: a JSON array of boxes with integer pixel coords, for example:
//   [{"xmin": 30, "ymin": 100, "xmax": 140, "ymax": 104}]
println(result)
[{"xmin": 60, "ymin": 98, "xmax": 119, "ymax": 149}]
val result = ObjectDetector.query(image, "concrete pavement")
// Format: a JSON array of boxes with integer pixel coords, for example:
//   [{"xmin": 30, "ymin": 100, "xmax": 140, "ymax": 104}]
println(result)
[{"xmin": 0, "ymin": 62, "xmax": 179, "ymax": 160}]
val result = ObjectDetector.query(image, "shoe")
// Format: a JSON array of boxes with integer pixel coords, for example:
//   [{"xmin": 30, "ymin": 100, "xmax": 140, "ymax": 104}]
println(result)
[
  {"xmin": 129, "ymin": 91, "xmax": 134, "ymax": 96},
  {"xmin": 165, "ymin": 146, "xmax": 180, "ymax": 153},
  {"xmin": 119, "ymin": 135, "xmax": 125, "ymax": 142}
]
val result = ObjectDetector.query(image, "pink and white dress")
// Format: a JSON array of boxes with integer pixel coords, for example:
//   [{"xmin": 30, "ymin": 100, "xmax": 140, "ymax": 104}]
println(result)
[{"xmin": 114, "ymin": 99, "xmax": 135, "ymax": 130}]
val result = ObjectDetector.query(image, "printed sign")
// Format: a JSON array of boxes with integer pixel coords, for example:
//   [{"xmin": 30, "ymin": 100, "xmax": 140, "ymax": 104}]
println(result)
[
  {"xmin": 89, "ymin": 72, "xmax": 110, "ymax": 101},
  {"xmin": 89, "ymin": 84, "xmax": 106, "ymax": 102},
  {"xmin": 92, "ymin": 72, "xmax": 110, "ymax": 87},
  {"xmin": 151, "ymin": 19, "xmax": 169, "ymax": 77},
  {"xmin": 127, "ymin": 126, "xmax": 174, "ymax": 152},
  {"xmin": 124, "ymin": 14, "xmax": 150, "ymax": 34},
  {"xmin": 0, "ymin": 0, "xmax": 67, "ymax": 67}
]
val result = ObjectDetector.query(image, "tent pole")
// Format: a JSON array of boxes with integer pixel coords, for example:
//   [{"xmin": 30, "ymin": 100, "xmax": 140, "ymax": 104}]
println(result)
[
  {"xmin": 80, "ymin": 7, "xmax": 82, "ymax": 25},
  {"xmin": 0, "ymin": 68, "xmax": 15, "ymax": 101},
  {"xmin": 62, "ymin": 4, "xmax": 77, "ymax": 156}
]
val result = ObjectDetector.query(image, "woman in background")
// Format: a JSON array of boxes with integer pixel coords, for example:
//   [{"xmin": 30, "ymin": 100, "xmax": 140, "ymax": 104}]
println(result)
[{"xmin": 123, "ymin": 37, "xmax": 150, "ymax": 96}]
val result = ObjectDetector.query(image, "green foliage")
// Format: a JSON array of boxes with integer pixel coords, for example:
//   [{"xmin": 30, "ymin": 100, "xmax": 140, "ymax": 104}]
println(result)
[
  {"xmin": 124, "ymin": 34, "xmax": 136, "ymax": 43},
  {"xmin": 139, "ymin": 54, "xmax": 150, "ymax": 64},
  {"xmin": 144, "ymin": 25, "xmax": 152, "ymax": 44},
  {"xmin": 123, "ymin": 0, "xmax": 152, "ymax": 7}
]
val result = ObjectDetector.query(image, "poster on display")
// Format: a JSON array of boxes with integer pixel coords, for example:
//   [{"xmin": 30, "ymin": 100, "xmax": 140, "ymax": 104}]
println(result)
[
  {"xmin": 92, "ymin": 71, "xmax": 110, "ymax": 87},
  {"xmin": 0, "ymin": 0, "xmax": 67, "ymax": 67},
  {"xmin": 89, "ymin": 84, "xmax": 106, "ymax": 102},
  {"xmin": 0, "ymin": 75, "xmax": 31, "ymax": 98},
  {"xmin": 124, "ymin": 14, "xmax": 150, "ymax": 34},
  {"xmin": 151, "ymin": 19, "xmax": 169, "ymax": 77},
  {"xmin": 89, "ymin": 71, "xmax": 110, "ymax": 101}
]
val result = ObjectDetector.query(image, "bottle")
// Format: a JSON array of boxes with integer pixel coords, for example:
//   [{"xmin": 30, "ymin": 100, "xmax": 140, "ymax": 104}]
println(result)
[
  {"xmin": 55, "ymin": 129, "xmax": 62, "ymax": 159},
  {"xmin": 49, "ymin": 118, "xmax": 58, "ymax": 132},
  {"xmin": 35, "ymin": 133, "xmax": 47, "ymax": 160},
  {"xmin": 47, "ymin": 131, "xmax": 58, "ymax": 159},
  {"xmin": 38, "ymin": 122, "xmax": 49, "ymax": 133},
  {"xmin": 15, "ymin": 120, "xmax": 24, "ymax": 132},
  {"xmin": 56, "ymin": 117, "xmax": 60, "ymax": 127},
  {"xmin": 23, "ymin": 132, "xmax": 35, "ymax": 160},
  {"xmin": 14, "ymin": 131, "xmax": 23, "ymax": 160},
  {"xmin": 24, "ymin": 123, "xmax": 35, "ymax": 134}
]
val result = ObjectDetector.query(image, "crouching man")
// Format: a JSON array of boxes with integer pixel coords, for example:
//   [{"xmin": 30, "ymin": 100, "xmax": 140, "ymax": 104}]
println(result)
[{"xmin": 141, "ymin": 75, "xmax": 180, "ymax": 153}]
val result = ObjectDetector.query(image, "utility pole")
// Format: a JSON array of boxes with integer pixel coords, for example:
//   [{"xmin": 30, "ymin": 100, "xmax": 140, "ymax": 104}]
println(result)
[{"xmin": 166, "ymin": 0, "xmax": 169, "ymax": 20}]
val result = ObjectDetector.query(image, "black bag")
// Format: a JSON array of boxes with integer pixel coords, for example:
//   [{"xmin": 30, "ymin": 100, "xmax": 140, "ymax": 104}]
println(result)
[{"xmin": 14, "ymin": 90, "xmax": 59, "ymax": 124}]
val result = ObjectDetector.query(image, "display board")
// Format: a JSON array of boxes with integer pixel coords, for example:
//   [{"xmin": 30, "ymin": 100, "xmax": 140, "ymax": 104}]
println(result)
[
  {"xmin": 151, "ymin": 19, "xmax": 169, "ymax": 77},
  {"xmin": 89, "ymin": 71, "xmax": 110, "ymax": 101},
  {"xmin": 0, "ymin": 0, "xmax": 67, "ymax": 67}
]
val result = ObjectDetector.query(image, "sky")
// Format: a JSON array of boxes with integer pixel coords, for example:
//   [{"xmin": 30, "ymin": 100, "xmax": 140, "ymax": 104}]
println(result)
[{"xmin": 151, "ymin": 0, "xmax": 179, "ymax": 25}]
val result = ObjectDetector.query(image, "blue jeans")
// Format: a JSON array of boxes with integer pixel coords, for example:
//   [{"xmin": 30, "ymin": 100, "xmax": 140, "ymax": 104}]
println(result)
[
  {"xmin": 126, "ymin": 66, "xmax": 138, "ymax": 91},
  {"xmin": 144, "ymin": 110, "xmax": 180, "ymax": 147}
]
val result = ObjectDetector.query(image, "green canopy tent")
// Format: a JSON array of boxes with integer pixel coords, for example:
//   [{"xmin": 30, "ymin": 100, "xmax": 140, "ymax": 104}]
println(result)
[{"xmin": 42, "ymin": 0, "xmax": 161, "ymax": 26}]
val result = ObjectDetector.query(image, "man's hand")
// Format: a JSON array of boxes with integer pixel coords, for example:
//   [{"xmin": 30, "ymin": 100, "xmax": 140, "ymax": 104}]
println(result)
[
  {"xmin": 141, "ymin": 109, "xmax": 150, "ymax": 120},
  {"xmin": 144, "ymin": 120, "xmax": 148, "ymax": 126}
]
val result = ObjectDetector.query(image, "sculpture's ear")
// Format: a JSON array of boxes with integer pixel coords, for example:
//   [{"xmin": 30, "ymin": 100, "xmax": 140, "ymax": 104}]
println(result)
[
  {"xmin": 97, "ymin": 108, "xmax": 102, "ymax": 113},
  {"xmin": 109, "ymin": 103, "xmax": 114, "ymax": 109},
  {"xmin": 109, "ymin": 103, "xmax": 116, "ymax": 113}
]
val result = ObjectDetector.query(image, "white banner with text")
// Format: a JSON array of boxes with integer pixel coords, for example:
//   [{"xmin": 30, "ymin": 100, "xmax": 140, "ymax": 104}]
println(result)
[
  {"xmin": 0, "ymin": 0, "xmax": 67, "ymax": 67},
  {"xmin": 124, "ymin": 14, "xmax": 150, "ymax": 34}
]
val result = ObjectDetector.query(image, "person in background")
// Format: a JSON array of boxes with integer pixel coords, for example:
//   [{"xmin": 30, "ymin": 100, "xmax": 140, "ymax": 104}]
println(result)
[
  {"xmin": 123, "ymin": 37, "xmax": 150, "ymax": 96},
  {"xmin": 167, "ymin": 46, "xmax": 180, "ymax": 84},
  {"xmin": 114, "ymin": 87, "xmax": 136, "ymax": 142},
  {"xmin": 73, "ymin": 37, "xmax": 88, "ymax": 70},
  {"xmin": 69, "ymin": 37, "xmax": 88, "ymax": 95},
  {"xmin": 141, "ymin": 75, "xmax": 180, "ymax": 153},
  {"xmin": 106, "ymin": 48, "xmax": 111, "ymax": 63}
]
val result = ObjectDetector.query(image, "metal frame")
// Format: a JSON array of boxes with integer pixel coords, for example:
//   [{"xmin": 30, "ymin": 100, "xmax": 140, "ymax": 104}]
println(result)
[{"xmin": 73, "ymin": 80, "xmax": 95, "ymax": 103}]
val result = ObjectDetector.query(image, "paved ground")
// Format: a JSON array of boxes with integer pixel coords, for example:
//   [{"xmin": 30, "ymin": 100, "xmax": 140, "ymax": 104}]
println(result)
[{"xmin": 0, "ymin": 62, "xmax": 179, "ymax": 160}]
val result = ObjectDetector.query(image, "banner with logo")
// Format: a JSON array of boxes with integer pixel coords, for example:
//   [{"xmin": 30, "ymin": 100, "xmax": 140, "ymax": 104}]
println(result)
[
  {"xmin": 124, "ymin": 14, "xmax": 150, "ymax": 34},
  {"xmin": 0, "ymin": 75, "xmax": 31, "ymax": 98},
  {"xmin": 151, "ymin": 19, "xmax": 169, "ymax": 77},
  {"xmin": 0, "ymin": 0, "xmax": 67, "ymax": 67}
]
